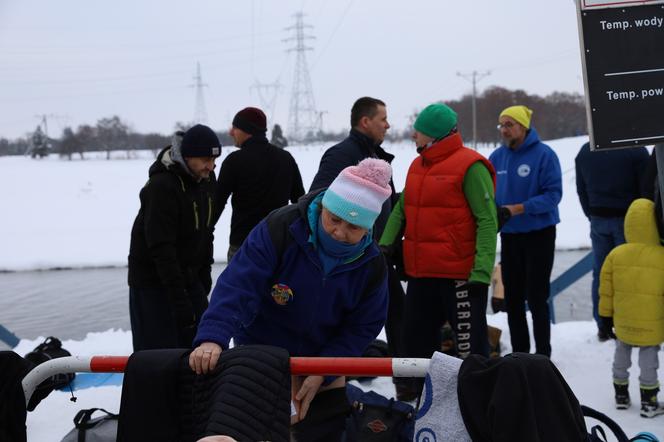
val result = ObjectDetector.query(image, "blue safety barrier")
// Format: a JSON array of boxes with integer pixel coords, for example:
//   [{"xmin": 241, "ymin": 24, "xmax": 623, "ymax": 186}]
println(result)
[
  {"xmin": 66, "ymin": 372, "xmax": 124, "ymax": 391},
  {"xmin": 547, "ymin": 251, "xmax": 594, "ymax": 323},
  {"xmin": 0, "ymin": 323, "xmax": 20, "ymax": 348}
]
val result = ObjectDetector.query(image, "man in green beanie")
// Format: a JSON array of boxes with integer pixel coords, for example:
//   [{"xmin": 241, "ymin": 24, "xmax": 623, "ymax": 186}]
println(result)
[{"xmin": 379, "ymin": 103, "xmax": 498, "ymax": 401}]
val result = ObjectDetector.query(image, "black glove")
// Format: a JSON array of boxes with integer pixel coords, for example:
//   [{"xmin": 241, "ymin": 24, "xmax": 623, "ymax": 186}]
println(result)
[
  {"xmin": 171, "ymin": 289, "xmax": 196, "ymax": 330},
  {"xmin": 497, "ymin": 206, "xmax": 512, "ymax": 231},
  {"xmin": 491, "ymin": 296, "xmax": 505, "ymax": 313},
  {"xmin": 599, "ymin": 316, "xmax": 617, "ymax": 339},
  {"xmin": 456, "ymin": 281, "xmax": 489, "ymax": 298}
]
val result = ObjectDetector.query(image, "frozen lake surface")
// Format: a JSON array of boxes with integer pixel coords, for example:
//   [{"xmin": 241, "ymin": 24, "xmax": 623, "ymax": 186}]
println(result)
[{"xmin": 0, "ymin": 250, "xmax": 593, "ymax": 344}]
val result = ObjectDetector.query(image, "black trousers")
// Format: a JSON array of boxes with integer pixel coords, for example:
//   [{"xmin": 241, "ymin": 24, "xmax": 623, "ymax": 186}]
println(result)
[
  {"xmin": 500, "ymin": 225, "xmax": 556, "ymax": 357},
  {"xmin": 129, "ymin": 283, "xmax": 208, "ymax": 351},
  {"xmin": 385, "ymin": 264, "xmax": 406, "ymax": 358},
  {"xmin": 402, "ymin": 277, "xmax": 489, "ymax": 361}
]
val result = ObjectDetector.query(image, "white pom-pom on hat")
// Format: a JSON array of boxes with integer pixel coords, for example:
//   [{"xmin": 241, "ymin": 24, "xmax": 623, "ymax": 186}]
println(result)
[{"xmin": 350, "ymin": 158, "xmax": 392, "ymax": 189}]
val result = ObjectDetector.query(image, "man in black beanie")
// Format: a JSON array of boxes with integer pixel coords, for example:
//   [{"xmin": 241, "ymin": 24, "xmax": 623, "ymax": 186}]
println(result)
[
  {"xmin": 128, "ymin": 124, "xmax": 221, "ymax": 351},
  {"xmin": 216, "ymin": 107, "xmax": 304, "ymax": 261}
]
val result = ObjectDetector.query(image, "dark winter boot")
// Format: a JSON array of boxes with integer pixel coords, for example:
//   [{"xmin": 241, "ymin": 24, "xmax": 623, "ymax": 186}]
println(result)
[
  {"xmin": 613, "ymin": 381, "xmax": 631, "ymax": 409},
  {"xmin": 640, "ymin": 386, "xmax": 664, "ymax": 418}
]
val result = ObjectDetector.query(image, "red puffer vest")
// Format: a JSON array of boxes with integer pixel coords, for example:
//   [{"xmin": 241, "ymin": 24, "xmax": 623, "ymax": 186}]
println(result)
[{"xmin": 403, "ymin": 133, "xmax": 495, "ymax": 279}]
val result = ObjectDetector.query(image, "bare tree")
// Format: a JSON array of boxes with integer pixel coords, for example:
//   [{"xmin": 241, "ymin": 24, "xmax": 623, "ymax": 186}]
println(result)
[
  {"xmin": 97, "ymin": 116, "xmax": 130, "ymax": 160},
  {"xmin": 59, "ymin": 127, "xmax": 80, "ymax": 160}
]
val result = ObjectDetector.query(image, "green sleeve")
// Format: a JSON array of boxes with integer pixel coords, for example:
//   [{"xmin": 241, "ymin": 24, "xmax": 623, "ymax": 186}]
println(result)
[
  {"xmin": 463, "ymin": 162, "xmax": 497, "ymax": 284},
  {"xmin": 379, "ymin": 192, "xmax": 405, "ymax": 246}
]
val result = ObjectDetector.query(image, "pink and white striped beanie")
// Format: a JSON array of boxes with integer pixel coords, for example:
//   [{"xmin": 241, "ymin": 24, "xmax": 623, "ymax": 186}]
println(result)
[{"xmin": 321, "ymin": 158, "xmax": 392, "ymax": 229}]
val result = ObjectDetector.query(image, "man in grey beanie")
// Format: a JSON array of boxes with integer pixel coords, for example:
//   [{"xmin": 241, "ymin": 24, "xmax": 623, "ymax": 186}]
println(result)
[{"xmin": 128, "ymin": 124, "xmax": 221, "ymax": 351}]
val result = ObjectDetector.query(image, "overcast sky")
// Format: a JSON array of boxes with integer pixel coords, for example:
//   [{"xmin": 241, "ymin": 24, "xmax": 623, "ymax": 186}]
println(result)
[{"xmin": 0, "ymin": 0, "xmax": 583, "ymax": 140}]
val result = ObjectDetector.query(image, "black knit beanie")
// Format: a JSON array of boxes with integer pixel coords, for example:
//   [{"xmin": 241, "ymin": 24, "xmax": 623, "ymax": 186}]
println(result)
[
  {"xmin": 181, "ymin": 124, "xmax": 221, "ymax": 158},
  {"xmin": 232, "ymin": 107, "xmax": 267, "ymax": 135}
]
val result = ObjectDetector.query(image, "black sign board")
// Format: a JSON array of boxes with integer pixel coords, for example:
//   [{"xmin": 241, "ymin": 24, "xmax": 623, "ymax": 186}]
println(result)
[{"xmin": 578, "ymin": 1, "xmax": 664, "ymax": 149}]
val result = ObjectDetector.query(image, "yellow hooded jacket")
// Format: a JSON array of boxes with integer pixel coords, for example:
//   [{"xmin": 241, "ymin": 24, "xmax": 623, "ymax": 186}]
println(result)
[{"xmin": 599, "ymin": 198, "xmax": 664, "ymax": 346}]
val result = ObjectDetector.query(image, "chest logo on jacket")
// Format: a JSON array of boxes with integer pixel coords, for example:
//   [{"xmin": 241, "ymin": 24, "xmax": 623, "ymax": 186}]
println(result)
[
  {"xmin": 517, "ymin": 164, "xmax": 531, "ymax": 177},
  {"xmin": 271, "ymin": 283, "xmax": 293, "ymax": 305}
]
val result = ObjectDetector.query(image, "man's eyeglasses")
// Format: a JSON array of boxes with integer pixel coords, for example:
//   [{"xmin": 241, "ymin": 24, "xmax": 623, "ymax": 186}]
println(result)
[{"xmin": 496, "ymin": 122, "xmax": 515, "ymax": 130}]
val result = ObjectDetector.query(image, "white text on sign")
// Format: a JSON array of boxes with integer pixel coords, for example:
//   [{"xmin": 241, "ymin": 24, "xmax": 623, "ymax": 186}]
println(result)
[
  {"xmin": 606, "ymin": 88, "xmax": 664, "ymax": 100},
  {"xmin": 600, "ymin": 15, "xmax": 664, "ymax": 30}
]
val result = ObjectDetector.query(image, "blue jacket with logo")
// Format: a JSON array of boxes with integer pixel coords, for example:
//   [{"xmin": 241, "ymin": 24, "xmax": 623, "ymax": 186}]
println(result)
[
  {"xmin": 489, "ymin": 128, "xmax": 562, "ymax": 233},
  {"xmin": 194, "ymin": 191, "xmax": 388, "ymax": 358}
]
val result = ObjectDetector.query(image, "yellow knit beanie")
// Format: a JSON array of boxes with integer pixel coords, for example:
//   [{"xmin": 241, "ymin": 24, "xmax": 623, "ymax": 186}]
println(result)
[{"xmin": 499, "ymin": 105, "xmax": 533, "ymax": 129}]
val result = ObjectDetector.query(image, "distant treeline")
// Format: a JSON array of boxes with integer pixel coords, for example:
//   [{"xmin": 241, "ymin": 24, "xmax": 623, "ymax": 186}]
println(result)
[
  {"xmin": 0, "ymin": 86, "xmax": 588, "ymax": 158},
  {"xmin": 445, "ymin": 86, "xmax": 587, "ymax": 145}
]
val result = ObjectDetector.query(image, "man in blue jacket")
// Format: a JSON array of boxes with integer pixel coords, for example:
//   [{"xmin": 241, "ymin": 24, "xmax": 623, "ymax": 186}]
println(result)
[
  {"xmin": 575, "ymin": 141, "xmax": 649, "ymax": 341},
  {"xmin": 489, "ymin": 105, "xmax": 562, "ymax": 358}
]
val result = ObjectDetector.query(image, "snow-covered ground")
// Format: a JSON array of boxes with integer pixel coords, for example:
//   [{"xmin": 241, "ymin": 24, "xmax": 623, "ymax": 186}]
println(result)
[
  {"xmin": 2, "ymin": 136, "xmax": 662, "ymax": 440},
  {"xmin": 0, "ymin": 136, "xmax": 590, "ymax": 271}
]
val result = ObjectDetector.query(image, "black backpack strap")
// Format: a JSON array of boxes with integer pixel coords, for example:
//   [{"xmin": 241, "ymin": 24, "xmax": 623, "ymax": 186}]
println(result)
[
  {"xmin": 363, "ymin": 251, "xmax": 386, "ymax": 298},
  {"xmin": 265, "ymin": 203, "xmax": 302, "ymax": 279},
  {"xmin": 589, "ymin": 425, "xmax": 609, "ymax": 442},
  {"xmin": 581, "ymin": 405, "xmax": 628, "ymax": 442},
  {"xmin": 74, "ymin": 408, "xmax": 119, "ymax": 442}
]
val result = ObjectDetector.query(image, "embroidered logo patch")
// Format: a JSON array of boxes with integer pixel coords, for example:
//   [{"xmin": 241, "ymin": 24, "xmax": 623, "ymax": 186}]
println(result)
[
  {"xmin": 349, "ymin": 210, "xmax": 358, "ymax": 217},
  {"xmin": 271, "ymin": 283, "xmax": 293, "ymax": 305},
  {"xmin": 367, "ymin": 419, "xmax": 388, "ymax": 433},
  {"xmin": 517, "ymin": 164, "xmax": 531, "ymax": 177}
]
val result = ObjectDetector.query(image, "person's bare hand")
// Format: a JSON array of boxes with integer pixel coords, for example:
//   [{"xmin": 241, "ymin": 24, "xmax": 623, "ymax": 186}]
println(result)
[
  {"xmin": 189, "ymin": 342, "xmax": 222, "ymax": 374},
  {"xmin": 291, "ymin": 375, "xmax": 324, "ymax": 422},
  {"xmin": 504, "ymin": 203, "xmax": 525, "ymax": 216}
]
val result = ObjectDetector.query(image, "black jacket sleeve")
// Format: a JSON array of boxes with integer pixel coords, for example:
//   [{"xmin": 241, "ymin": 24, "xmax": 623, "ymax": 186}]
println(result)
[
  {"xmin": 309, "ymin": 148, "xmax": 357, "ymax": 192},
  {"xmin": 215, "ymin": 155, "xmax": 236, "ymax": 223}
]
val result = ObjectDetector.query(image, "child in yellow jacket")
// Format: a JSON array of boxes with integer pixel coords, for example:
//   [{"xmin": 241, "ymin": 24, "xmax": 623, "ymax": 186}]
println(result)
[{"xmin": 599, "ymin": 198, "xmax": 664, "ymax": 418}]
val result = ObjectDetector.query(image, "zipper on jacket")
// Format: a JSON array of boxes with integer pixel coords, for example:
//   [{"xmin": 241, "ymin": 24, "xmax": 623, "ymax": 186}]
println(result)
[
  {"xmin": 176, "ymin": 175, "xmax": 186, "ymax": 193},
  {"xmin": 207, "ymin": 196, "xmax": 212, "ymax": 227},
  {"xmin": 193, "ymin": 201, "xmax": 200, "ymax": 230}
]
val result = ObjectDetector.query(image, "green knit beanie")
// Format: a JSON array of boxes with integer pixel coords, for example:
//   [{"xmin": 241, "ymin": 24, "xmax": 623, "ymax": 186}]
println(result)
[{"xmin": 414, "ymin": 103, "xmax": 458, "ymax": 139}]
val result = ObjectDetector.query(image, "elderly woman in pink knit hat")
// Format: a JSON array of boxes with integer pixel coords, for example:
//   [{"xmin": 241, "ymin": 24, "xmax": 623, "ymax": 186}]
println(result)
[{"xmin": 190, "ymin": 158, "xmax": 392, "ymax": 441}]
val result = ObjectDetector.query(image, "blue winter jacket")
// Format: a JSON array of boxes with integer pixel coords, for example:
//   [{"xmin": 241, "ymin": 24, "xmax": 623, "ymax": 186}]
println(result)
[
  {"xmin": 575, "ymin": 142, "xmax": 649, "ymax": 218},
  {"xmin": 194, "ymin": 191, "xmax": 388, "ymax": 358},
  {"xmin": 489, "ymin": 128, "xmax": 562, "ymax": 233}
]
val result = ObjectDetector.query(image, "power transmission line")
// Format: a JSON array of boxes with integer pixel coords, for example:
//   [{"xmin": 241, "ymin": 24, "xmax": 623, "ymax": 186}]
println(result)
[
  {"xmin": 33, "ymin": 114, "xmax": 68, "ymax": 139},
  {"xmin": 251, "ymin": 80, "xmax": 282, "ymax": 123},
  {"xmin": 27, "ymin": 114, "xmax": 65, "ymax": 156},
  {"xmin": 457, "ymin": 70, "xmax": 491, "ymax": 149},
  {"xmin": 284, "ymin": 12, "xmax": 319, "ymax": 142},
  {"xmin": 311, "ymin": 0, "xmax": 355, "ymax": 70},
  {"xmin": 190, "ymin": 62, "xmax": 208, "ymax": 124}
]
